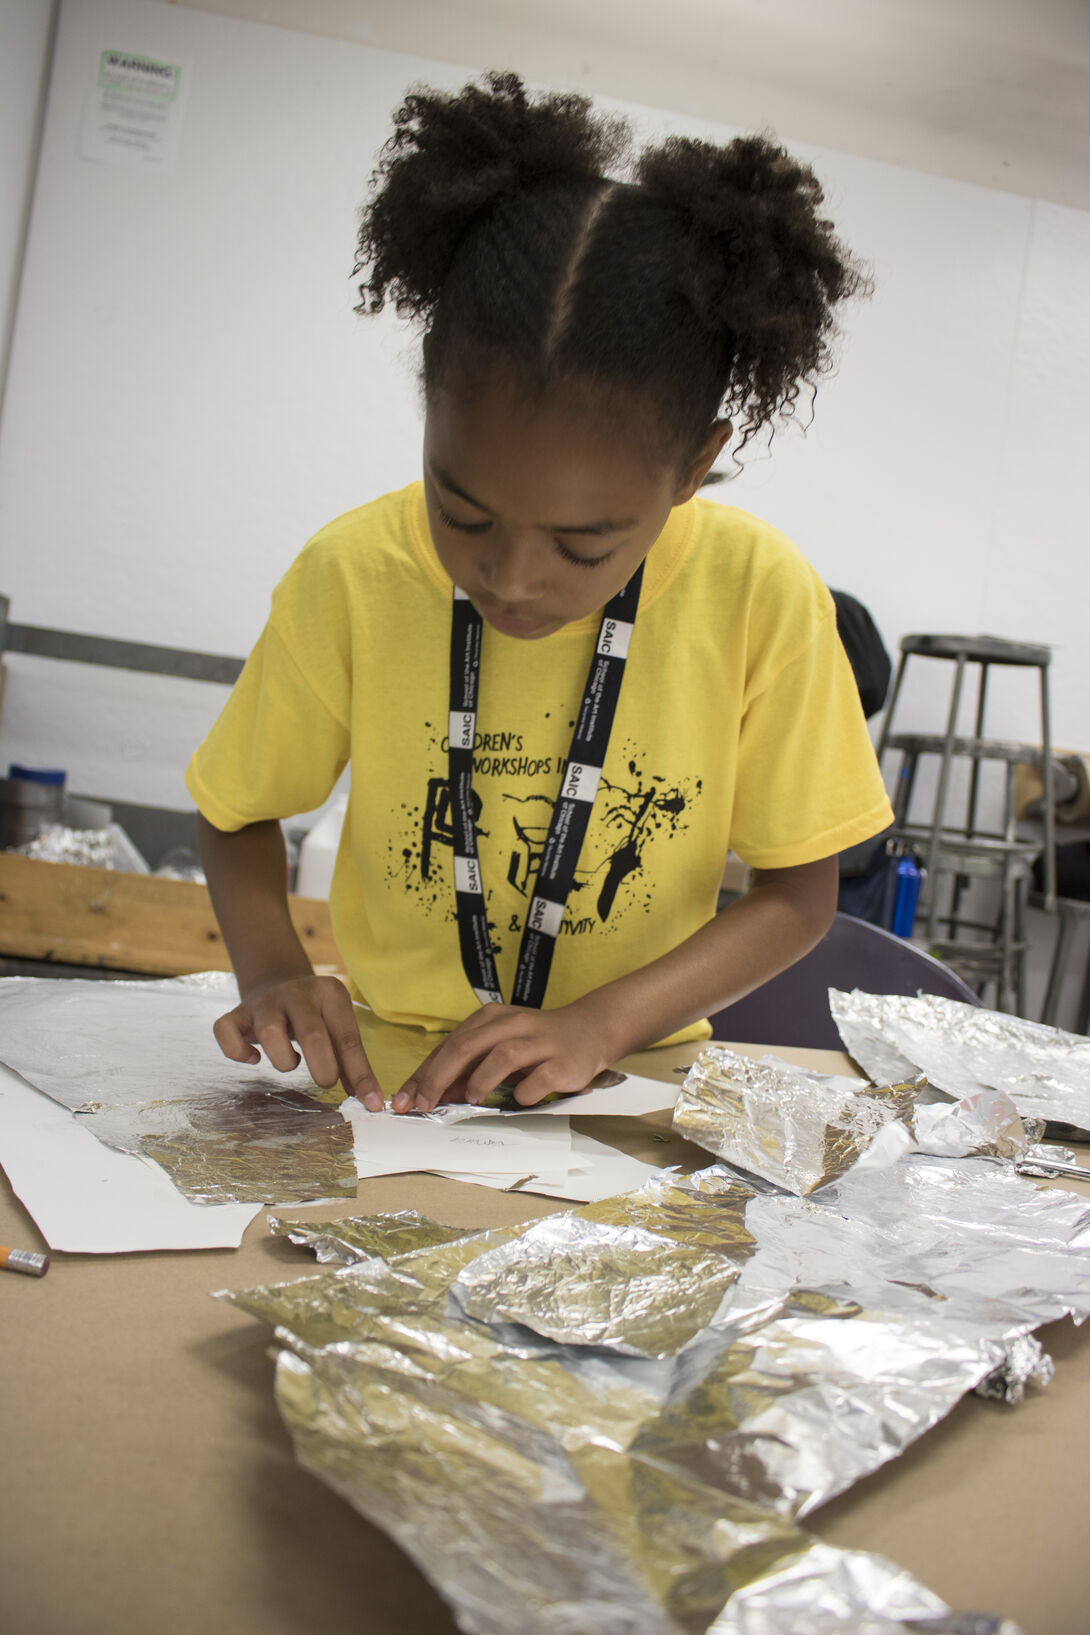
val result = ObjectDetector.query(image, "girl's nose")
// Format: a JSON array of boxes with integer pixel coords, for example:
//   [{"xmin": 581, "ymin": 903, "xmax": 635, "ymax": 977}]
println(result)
[{"xmin": 479, "ymin": 536, "xmax": 545, "ymax": 602}]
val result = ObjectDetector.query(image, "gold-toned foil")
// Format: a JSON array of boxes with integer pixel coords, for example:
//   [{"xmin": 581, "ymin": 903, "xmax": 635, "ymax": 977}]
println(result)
[
  {"xmin": 131, "ymin": 1083, "xmax": 355, "ymax": 1205},
  {"xmin": 454, "ymin": 1214, "xmax": 743, "ymax": 1357},
  {"xmin": 218, "ymin": 1153, "xmax": 1090, "ymax": 1631},
  {"xmin": 672, "ymin": 1047, "xmax": 919, "ymax": 1195},
  {"xmin": 267, "ymin": 1209, "xmax": 483, "ymax": 1265}
]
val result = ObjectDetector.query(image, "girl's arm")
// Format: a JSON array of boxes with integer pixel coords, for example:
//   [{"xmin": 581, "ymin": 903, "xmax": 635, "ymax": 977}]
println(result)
[
  {"xmin": 392, "ymin": 854, "xmax": 839, "ymax": 1112},
  {"xmin": 197, "ymin": 814, "xmax": 380, "ymax": 1101}
]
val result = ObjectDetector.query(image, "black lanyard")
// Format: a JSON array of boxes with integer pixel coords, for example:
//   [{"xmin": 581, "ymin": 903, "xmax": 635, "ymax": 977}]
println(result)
[{"xmin": 447, "ymin": 565, "xmax": 645, "ymax": 1009}]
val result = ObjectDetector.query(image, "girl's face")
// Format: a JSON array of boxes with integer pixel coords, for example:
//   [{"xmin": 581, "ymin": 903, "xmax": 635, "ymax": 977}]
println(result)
[{"xmin": 423, "ymin": 377, "xmax": 725, "ymax": 640}]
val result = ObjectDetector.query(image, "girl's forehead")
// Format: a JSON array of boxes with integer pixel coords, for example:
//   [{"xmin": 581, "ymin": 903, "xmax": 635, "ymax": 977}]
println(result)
[{"xmin": 424, "ymin": 378, "xmax": 678, "ymax": 509}]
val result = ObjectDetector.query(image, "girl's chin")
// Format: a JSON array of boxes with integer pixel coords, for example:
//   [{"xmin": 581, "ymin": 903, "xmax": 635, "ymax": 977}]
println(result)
[{"xmin": 479, "ymin": 607, "xmax": 561, "ymax": 639}]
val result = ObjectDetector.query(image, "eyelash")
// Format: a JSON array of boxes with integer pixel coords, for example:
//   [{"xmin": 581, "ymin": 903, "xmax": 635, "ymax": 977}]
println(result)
[{"xmin": 435, "ymin": 505, "xmax": 614, "ymax": 570}]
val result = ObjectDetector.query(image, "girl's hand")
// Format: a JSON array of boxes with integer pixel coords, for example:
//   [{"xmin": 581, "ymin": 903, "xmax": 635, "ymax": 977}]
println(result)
[
  {"xmin": 213, "ymin": 975, "xmax": 383, "ymax": 1108},
  {"xmin": 390, "ymin": 1001, "xmax": 615, "ymax": 1113}
]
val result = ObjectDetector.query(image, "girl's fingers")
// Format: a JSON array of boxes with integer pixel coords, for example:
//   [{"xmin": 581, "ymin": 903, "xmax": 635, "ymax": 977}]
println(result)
[
  {"xmin": 212, "ymin": 1008, "xmax": 261, "ymax": 1065},
  {"xmin": 214, "ymin": 984, "xmax": 384, "ymax": 1107},
  {"xmin": 252, "ymin": 1017, "xmax": 302, "ymax": 1074},
  {"xmin": 288, "ymin": 1008, "xmax": 340, "ymax": 1089},
  {"xmin": 510, "ymin": 1062, "xmax": 582, "ymax": 1105},
  {"xmin": 462, "ymin": 1037, "xmax": 541, "ymax": 1104},
  {"xmin": 463, "ymin": 1043, "xmax": 583, "ymax": 1106},
  {"xmin": 319, "ymin": 992, "xmax": 383, "ymax": 1108},
  {"xmin": 397, "ymin": 1021, "xmax": 517, "ymax": 1112}
]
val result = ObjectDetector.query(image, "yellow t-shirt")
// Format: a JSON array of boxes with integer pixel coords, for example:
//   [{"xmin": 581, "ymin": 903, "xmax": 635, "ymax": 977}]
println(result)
[{"xmin": 186, "ymin": 482, "xmax": 892, "ymax": 1041}]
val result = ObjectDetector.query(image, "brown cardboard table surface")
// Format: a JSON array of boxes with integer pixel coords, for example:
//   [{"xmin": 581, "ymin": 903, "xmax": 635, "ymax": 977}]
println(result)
[{"xmin": 2, "ymin": 1039, "xmax": 1088, "ymax": 1635}]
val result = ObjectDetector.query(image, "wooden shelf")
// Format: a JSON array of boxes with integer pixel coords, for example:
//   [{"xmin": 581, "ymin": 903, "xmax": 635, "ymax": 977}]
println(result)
[{"xmin": 0, "ymin": 853, "xmax": 342, "ymax": 978}]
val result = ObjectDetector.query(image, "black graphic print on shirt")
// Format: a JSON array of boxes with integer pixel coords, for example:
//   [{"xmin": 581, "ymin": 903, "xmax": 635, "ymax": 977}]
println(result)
[{"xmin": 385, "ymin": 717, "xmax": 702, "ymax": 938}]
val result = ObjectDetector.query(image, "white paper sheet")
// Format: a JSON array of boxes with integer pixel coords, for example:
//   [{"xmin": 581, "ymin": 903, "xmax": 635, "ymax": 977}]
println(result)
[
  {"xmin": 425, "ymin": 1072, "xmax": 680, "ymax": 1123},
  {"xmin": 0, "ymin": 1063, "xmax": 259, "ymax": 1253},
  {"xmin": 341, "ymin": 1102, "xmax": 573, "ymax": 1179},
  {"xmin": 434, "ymin": 1131, "xmax": 666, "ymax": 1203}
]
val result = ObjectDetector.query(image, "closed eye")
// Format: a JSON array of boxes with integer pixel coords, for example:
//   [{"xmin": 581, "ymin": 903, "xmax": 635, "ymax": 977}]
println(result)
[
  {"xmin": 555, "ymin": 539, "xmax": 615, "ymax": 569},
  {"xmin": 436, "ymin": 504, "xmax": 491, "ymax": 535},
  {"xmin": 437, "ymin": 502, "xmax": 614, "ymax": 567}
]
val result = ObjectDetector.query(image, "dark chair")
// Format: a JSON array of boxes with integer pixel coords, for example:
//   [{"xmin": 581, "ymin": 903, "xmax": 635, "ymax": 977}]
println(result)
[{"xmin": 706, "ymin": 911, "xmax": 982, "ymax": 1050}]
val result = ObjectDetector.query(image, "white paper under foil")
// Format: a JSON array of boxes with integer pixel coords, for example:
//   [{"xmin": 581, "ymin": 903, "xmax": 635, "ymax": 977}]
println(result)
[
  {"xmin": 0, "ymin": 974, "xmax": 357, "ymax": 1205},
  {"xmin": 830, "ymin": 989, "xmax": 1090, "ymax": 1131},
  {"xmin": 219, "ymin": 1148, "xmax": 1090, "ymax": 1632}
]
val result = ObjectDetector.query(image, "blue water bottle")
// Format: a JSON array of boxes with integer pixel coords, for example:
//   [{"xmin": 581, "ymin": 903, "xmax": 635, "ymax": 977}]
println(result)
[{"xmin": 891, "ymin": 853, "xmax": 922, "ymax": 938}]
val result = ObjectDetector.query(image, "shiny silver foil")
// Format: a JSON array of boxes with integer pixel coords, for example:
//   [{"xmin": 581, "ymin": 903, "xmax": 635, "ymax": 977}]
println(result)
[
  {"xmin": 708, "ymin": 1543, "xmax": 1022, "ymax": 1633},
  {"xmin": 830, "ymin": 989, "xmax": 1090, "ymax": 1131},
  {"xmin": 974, "ymin": 1332, "xmax": 1054, "ymax": 1405},
  {"xmin": 909, "ymin": 1089, "xmax": 1037, "ymax": 1161},
  {"xmin": 0, "ymin": 974, "xmax": 356, "ymax": 1205},
  {"xmin": 219, "ymin": 1149, "xmax": 1090, "ymax": 1633},
  {"xmin": 673, "ymin": 1046, "xmax": 920, "ymax": 1194}
]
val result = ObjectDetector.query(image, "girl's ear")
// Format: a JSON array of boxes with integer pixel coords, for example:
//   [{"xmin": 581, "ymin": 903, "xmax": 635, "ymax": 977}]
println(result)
[{"xmin": 672, "ymin": 419, "xmax": 732, "ymax": 504}]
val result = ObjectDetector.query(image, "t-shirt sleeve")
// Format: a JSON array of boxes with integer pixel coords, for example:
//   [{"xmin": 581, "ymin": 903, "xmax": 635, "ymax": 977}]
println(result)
[
  {"xmin": 185, "ymin": 549, "xmax": 352, "ymax": 831},
  {"xmin": 729, "ymin": 596, "xmax": 893, "ymax": 870}
]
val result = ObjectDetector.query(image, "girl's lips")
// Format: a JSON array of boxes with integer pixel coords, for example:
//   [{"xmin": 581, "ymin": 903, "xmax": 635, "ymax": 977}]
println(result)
[{"xmin": 479, "ymin": 605, "xmax": 553, "ymax": 638}]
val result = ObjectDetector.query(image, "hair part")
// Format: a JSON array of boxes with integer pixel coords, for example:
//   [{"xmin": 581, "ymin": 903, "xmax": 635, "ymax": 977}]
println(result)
[{"xmin": 355, "ymin": 72, "xmax": 869, "ymax": 463}]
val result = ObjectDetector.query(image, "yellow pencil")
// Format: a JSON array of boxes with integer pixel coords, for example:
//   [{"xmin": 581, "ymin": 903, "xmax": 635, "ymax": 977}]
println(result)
[{"xmin": 0, "ymin": 1246, "xmax": 50, "ymax": 1277}]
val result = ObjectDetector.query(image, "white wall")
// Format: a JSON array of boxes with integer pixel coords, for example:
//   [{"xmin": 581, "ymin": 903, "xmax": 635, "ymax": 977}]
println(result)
[
  {"xmin": 169, "ymin": 0, "xmax": 1090, "ymax": 211},
  {"xmin": 0, "ymin": 0, "xmax": 56, "ymax": 405},
  {"xmin": 1, "ymin": 0, "xmax": 1087, "ymax": 840}
]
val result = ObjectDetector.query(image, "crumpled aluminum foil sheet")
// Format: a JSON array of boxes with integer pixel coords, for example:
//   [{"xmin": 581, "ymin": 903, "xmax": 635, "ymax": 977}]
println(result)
[
  {"xmin": 267, "ymin": 1209, "xmax": 489, "ymax": 1266},
  {"xmin": 453, "ymin": 1211, "xmax": 745, "ymax": 1357},
  {"xmin": 218, "ymin": 1151, "xmax": 1090, "ymax": 1633},
  {"xmin": 974, "ymin": 1332, "xmax": 1055, "ymax": 1405},
  {"xmin": 830, "ymin": 989, "xmax": 1090, "ymax": 1131},
  {"xmin": 708, "ymin": 1542, "xmax": 1022, "ymax": 1634},
  {"xmin": 18, "ymin": 822, "xmax": 116, "ymax": 867},
  {"xmin": 0, "ymin": 974, "xmax": 356, "ymax": 1205},
  {"xmin": 909, "ymin": 1088, "xmax": 1038, "ymax": 1161},
  {"xmin": 673, "ymin": 1047, "xmax": 920, "ymax": 1195}
]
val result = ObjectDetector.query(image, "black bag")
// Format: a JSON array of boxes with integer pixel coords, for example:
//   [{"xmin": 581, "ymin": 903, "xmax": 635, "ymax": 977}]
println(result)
[
  {"xmin": 830, "ymin": 589, "xmax": 892, "ymax": 719},
  {"xmin": 1034, "ymin": 842, "xmax": 1090, "ymax": 902},
  {"xmin": 837, "ymin": 834, "xmax": 899, "ymax": 927}
]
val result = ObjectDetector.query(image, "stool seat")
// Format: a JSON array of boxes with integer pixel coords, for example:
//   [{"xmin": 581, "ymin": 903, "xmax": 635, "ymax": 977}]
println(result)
[{"xmin": 900, "ymin": 634, "xmax": 1051, "ymax": 667}]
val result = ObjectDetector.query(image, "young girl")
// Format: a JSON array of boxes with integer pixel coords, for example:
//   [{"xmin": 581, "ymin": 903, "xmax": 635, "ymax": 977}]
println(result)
[{"xmin": 188, "ymin": 72, "xmax": 893, "ymax": 1115}]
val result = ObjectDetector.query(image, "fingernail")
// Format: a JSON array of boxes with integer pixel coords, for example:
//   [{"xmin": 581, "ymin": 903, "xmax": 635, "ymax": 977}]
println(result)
[
  {"xmin": 465, "ymin": 1090, "xmax": 481, "ymax": 1105},
  {"xmin": 363, "ymin": 1092, "xmax": 383, "ymax": 1112},
  {"xmin": 414, "ymin": 1094, "xmax": 430, "ymax": 1113},
  {"xmin": 392, "ymin": 1091, "xmax": 410, "ymax": 1113}
]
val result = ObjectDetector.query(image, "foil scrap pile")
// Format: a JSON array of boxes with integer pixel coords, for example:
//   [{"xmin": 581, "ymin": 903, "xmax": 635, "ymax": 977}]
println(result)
[
  {"xmin": 830, "ymin": 989, "xmax": 1090, "ymax": 1133},
  {"xmin": 672, "ymin": 1051, "xmax": 921, "ymax": 1194},
  {"xmin": 221, "ymin": 1147, "xmax": 1090, "ymax": 1634},
  {"xmin": 673, "ymin": 1045, "xmax": 1054, "ymax": 1199},
  {"xmin": 0, "ymin": 974, "xmax": 356, "ymax": 1205}
]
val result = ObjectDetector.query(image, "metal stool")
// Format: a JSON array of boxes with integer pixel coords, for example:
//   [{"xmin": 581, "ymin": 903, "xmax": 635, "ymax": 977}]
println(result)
[{"xmin": 876, "ymin": 634, "xmax": 1056, "ymax": 1014}]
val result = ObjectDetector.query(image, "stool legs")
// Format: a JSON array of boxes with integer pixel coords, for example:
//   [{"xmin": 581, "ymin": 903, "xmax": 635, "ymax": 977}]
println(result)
[
  {"xmin": 1040, "ymin": 904, "xmax": 1075, "ymax": 1027},
  {"xmin": 925, "ymin": 653, "xmax": 967, "ymax": 944},
  {"xmin": 875, "ymin": 652, "xmax": 908, "ymax": 764},
  {"xmin": 881, "ymin": 636, "xmax": 1054, "ymax": 1019},
  {"xmin": 1039, "ymin": 664, "xmax": 1057, "ymax": 910}
]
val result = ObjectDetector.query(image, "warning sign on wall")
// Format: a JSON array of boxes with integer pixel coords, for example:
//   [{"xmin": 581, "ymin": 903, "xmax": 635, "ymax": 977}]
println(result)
[{"xmin": 81, "ymin": 48, "xmax": 190, "ymax": 172}]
